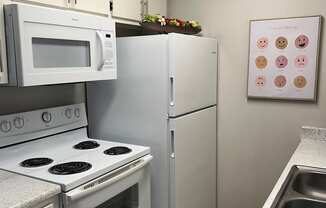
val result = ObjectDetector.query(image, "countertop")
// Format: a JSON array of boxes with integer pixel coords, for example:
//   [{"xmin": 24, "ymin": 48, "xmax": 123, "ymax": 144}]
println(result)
[
  {"xmin": 263, "ymin": 126, "xmax": 326, "ymax": 208},
  {"xmin": 0, "ymin": 169, "xmax": 61, "ymax": 208}
]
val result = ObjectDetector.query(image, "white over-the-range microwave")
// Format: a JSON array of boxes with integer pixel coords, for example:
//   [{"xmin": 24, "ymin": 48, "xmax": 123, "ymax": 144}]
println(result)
[{"xmin": 0, "ymin": 3, "xmax": 117, "ymax": 87}]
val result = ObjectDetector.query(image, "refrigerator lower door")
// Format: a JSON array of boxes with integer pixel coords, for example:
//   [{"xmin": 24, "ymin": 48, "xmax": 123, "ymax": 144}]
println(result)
[
  {"xmin": 168, "ymin": 33, "xmax": 217, "ymax": 116},
  {"xmin": 169, "ymin": 106, "xmax": 217, "ymax": 208}
]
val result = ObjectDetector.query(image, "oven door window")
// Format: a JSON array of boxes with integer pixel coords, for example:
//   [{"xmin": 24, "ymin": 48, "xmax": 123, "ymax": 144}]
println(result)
[
  {"xmin": 32, "ymin": 38, "xmax": 91, "ymax": 68},
  {"xmin": 96, "ymin": 184, "xmax": 139, "ymax": 208}
]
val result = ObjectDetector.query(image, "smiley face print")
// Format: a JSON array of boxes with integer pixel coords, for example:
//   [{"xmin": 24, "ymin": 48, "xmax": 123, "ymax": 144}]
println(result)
[
  {"xmin": 257, "ymin": 37, "xmax": 269, "ymax": 49},
  {"xmin": 255, "ymin": 56, "xmax": 268, "ymax": 69},
  {"xmin": 275, "ymin": 37, "xmax": 288, "ymax": 49},
  {"xmin": 294, "ymin": 75, "xmax": 307, "ymax": 88},
  {"xmin": 294, "ymin": 55, "xmax": 308, "ymax": 68},
  {"xmin": 275, "ymin": 55, "xmax": 288, "ymax": 69},
  {"xmin": 255, "ymin": 76, "xmax": 266, "ymax": 88},
  {"xmin": 274, "ymin": 75, "xmax": 287, "ymax": 88},
  {"xmin": 295, "ymin": 35, "xmax": 309, "ymax": 49}
]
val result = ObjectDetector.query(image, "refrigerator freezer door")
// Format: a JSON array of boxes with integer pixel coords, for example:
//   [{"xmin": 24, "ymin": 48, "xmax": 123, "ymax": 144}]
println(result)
[
  {"xmin": 169, "ymin": 33, "xmax": 217, "ymax": 117},
  {"xmin": 169, "ymin": 106, "xmax": 217, "ymax": 208}
]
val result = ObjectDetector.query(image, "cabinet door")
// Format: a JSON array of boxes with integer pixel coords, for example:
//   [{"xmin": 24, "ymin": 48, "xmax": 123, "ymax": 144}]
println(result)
[
  {"xmin": 112, "ymin": 0, "xmax": 143, "ymax": 21},
  {"xmin": 10, "ymin": 0, "xmax": 68, "ymax": 8},
  {"xmin": 148, "ymin": 0, "xmax": 166, "ymax": 16},
  {"xmin": 170, "ymin": 107, "xmax": 217, "ymax": 208},
  {"xmin": 72, "ymin": 0, "xmax": 109, "ymax": 16}
]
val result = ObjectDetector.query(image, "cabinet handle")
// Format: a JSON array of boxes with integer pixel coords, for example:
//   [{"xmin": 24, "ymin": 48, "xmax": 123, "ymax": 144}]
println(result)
[
  {"xmin": 74, "ymin": 0, "xmax": 77, "ymax": 4},
  {"xmin": 109, "ymin": 0, "xmax": 113, "ymax": 12}
]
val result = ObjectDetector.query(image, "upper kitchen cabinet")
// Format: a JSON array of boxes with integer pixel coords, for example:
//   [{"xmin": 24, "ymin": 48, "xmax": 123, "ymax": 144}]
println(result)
[
  {"xmin": 70, "ymin": 0, "xmax": 109, "ymax": 16},
  {"xmin": 111, "ymin": 0, "xmax": 144, "ymax": 22},
  {"xmin": 111, "ymin": 0, "xmax": 166, "ymax": 23},
  {"xmin": 10, "ymin": 0, "xmax": 69, "ymax": 9},
  {"xmin": 10, "ymin": 0, "xmax": 109, "ymax": 16}
]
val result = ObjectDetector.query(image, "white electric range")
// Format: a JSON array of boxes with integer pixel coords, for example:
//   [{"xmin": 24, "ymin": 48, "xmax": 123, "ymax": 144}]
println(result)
[{"xmin": 0, "ymin": 103, "xmax": 152, "ymax": 208}]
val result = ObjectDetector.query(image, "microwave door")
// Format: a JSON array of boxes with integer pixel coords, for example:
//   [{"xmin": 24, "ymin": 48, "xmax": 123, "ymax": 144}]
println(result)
[
  {"xmin": 4, "ymin": 4, "xmax": 117, "ymax": 87},
  {"xmin": 14, "ymin": 21, "xmax": 97, "ymax": 86}
]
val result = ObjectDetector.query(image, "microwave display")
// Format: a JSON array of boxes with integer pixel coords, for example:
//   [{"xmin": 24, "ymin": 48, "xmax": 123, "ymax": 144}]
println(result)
[{"xmin": 32, "ymin": 38, "xmax": 91, "ymax": 68}]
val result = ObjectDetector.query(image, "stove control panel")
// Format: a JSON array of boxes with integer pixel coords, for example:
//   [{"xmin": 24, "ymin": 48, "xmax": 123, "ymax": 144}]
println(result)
[{"xmin": 0, "ymin": 103, "xmax": 88, "ymax": 147}]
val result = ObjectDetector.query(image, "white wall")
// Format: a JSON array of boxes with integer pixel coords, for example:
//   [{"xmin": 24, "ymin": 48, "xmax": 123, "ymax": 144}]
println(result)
[
  {"xmin": 0, "ymin": 84, "xmax": 84, "ymax": 115},
  {"xmin": 168, "ymin": 0, "xmax": 326, "ymax": 207}
]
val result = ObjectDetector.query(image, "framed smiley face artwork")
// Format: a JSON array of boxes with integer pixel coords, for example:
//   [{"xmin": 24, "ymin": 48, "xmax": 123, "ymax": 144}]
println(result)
[{"xmin": 247, "ymin": 16, "xmax": 322, "ymax": 101}]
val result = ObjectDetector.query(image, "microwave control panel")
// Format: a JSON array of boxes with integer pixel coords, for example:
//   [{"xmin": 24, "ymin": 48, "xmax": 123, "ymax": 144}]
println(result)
[{"xmin": 102, "ymin": 32, "xmax": 115, "ymax": 69}]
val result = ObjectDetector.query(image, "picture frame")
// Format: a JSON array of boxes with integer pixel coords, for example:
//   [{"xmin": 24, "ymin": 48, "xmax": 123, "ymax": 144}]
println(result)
[{"xmin": 247, "ymin": 16, "xmax": 322, "ymax": 101}]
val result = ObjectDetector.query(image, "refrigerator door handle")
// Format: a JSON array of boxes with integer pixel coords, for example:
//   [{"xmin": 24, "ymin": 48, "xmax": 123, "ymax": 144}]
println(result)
[
  {"xmin": 170, "ymin": 77, "xmax": 175, "ymax": 106},
  {"xmin": 170, "ymin": 130, "xmax": 175, "ymax": 159}
]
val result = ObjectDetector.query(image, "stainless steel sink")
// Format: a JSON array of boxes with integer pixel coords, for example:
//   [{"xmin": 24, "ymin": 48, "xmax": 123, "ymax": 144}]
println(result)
[
  {"xmin": 272, "ymin": 166, "xmax": 326, "ymax": 208},
  {"xmin": 292, "ymin": 171, "xmax": 326, "ymax": 200},
  {"xmin": 282, "ymin": 199, "xmax": 326, "ymax": 208}
]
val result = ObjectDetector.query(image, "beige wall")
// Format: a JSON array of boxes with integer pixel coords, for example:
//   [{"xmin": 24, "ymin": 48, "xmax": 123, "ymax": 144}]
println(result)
[
  {"xmin": 168, "ymin": 0, "xmax": 326, "ymax": 207},
  {"xmin": 0, "ymin": 84, "xmax": 84, "ymax": 115}
]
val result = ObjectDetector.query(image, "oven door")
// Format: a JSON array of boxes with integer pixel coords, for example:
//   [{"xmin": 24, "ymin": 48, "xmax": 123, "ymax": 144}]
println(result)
[
  {"xmin": 62, "ymin": 155, "xmax": 152, "ymax": 208},
  {"xmin": 5, "ymin": 4, "xmax": 117, "ymax": 86}
]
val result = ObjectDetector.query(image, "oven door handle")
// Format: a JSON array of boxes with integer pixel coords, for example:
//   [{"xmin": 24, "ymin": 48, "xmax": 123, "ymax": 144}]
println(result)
[{"xmin": 66, "ymin": 155, "xmax": 153, "ymax": 202}]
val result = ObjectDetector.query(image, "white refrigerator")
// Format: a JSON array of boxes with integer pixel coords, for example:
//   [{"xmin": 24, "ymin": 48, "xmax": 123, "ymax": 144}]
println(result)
[{"xmin": 87, "ymin": 33, "xmax": 217, "ymax": 208}]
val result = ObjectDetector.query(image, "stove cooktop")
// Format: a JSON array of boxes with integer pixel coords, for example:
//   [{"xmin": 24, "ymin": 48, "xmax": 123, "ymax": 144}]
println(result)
[{"xmin": 0, "ymin": 128, "xmax": 150, "ymax": 192}]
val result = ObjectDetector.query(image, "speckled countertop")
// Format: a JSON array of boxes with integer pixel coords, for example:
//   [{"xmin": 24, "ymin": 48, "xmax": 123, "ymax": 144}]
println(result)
[
  {"xmin": 0, "ymin": 170, "xmax": 61, "ymax": 208},
  {"xmin": 263, "ymin": 126, "xmax": 326, "ymax": 208}
]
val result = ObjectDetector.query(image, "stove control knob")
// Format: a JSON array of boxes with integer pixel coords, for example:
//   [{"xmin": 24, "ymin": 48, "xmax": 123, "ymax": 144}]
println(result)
[
  {"xmin": 64, "ymin": 108, "xmax": 73, "ymax": 119},
  {"xmin": 13, "ymin": 117, "xmax": 24, "ymax": 129},
  {"xmin": 0, "ymin": 120, "xmax": 12, "ymax": 133},
  {"xmin": 74, "ymin": 108, "xmax": 80, "ymax": 118},
  {"xmin": 42, "ymin": 112, "xmax": 52, "ymax": 123}
]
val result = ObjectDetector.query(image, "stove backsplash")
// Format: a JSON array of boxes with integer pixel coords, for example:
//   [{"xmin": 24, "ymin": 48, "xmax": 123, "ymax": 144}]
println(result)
[{"xmin": 0, "ymin": 83, "xmax": 85, "ymax": 115}]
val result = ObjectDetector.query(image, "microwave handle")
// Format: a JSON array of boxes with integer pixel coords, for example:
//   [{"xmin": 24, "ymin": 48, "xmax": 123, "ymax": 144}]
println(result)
[
  {"xmin": 96, "ymin": 31, "xmax": 105, "ymax": 71},
  {"xmin": 66, "ymin": 155, "xmax": 153, "ymax": 202}
]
